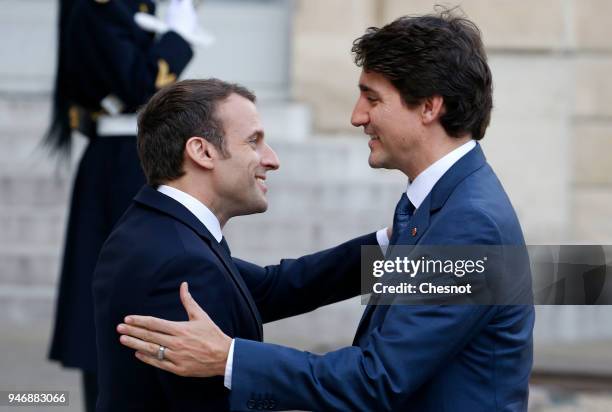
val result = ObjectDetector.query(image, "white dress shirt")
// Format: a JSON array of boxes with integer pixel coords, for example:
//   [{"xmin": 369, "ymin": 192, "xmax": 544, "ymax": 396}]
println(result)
[
  {"xmin": 157, "ymin": 185, "xmax": 223, "ymax": 242},
  {"xmin": 406, "ymin": 139, "xmax": 476, "ymax": 210}
]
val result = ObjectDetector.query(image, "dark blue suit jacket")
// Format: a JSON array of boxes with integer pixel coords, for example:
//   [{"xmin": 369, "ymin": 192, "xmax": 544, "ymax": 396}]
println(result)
[
  {"xmin": 229, "ymin": 144, "xmax": 535, "ymax": 412},
  {"xmin": 93, "ymin": 185, "xmax": 377, "ymax": 411}
]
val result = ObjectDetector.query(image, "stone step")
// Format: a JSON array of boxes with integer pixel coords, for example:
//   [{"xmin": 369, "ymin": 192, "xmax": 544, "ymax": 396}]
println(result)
[
  {"xmin": 534, "ymin": 339, "xmax": 612, "ymax": 377},
  {"xmin": 0, "ymin": 288, "xmax": 60, "ymax": 332},
  {"xmin": 0, "ymin": 207, "xmax": 67, "ymax": 247},
  {"xmin": 0, "ymin": 95, "xmax": 50, "ymax": 136},
  {"xmin": 0, "ymin": 175, "xmax": 70, "ymax": 207},
  {"xmin": 0, "ymin": 246, "xmax": 60, "ymax": 288}
]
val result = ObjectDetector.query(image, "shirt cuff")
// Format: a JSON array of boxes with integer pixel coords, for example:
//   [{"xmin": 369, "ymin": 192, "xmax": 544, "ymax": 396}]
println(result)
[
  {"xmin": 224, "ymin": 339, "xmax": 235, "ymax": 389},
  {"xmin": 376, "ymin": 227, "xmax": 389, "ymax": 255}
]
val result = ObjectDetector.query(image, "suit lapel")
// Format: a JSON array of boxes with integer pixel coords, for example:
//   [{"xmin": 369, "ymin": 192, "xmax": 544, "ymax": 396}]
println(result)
[
  {"xmin": 134, "ymin": 185, "xmax": 263, "ymax": 340},
  {"xmin": 206, "ymin": 238, "xmax": 264, "ymax": 340},
  {"xmin": 354, "ymin": 144, "xmax": 488, "ymax": 341},
  {"xmin": 428, "ymin": 143, "xmax": 487, "ymax": 212}
]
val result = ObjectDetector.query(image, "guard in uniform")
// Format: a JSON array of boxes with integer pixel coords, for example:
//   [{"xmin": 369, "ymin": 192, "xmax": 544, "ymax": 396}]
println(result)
[{"xmin": 44, "ymin": 1, "xmax": 199, "ymax": 410}]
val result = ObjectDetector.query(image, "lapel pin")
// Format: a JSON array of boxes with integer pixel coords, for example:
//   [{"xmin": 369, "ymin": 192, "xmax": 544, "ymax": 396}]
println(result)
[{"xmin": 411, "ymin": 227, "xmax": 418, "ymax": 237}]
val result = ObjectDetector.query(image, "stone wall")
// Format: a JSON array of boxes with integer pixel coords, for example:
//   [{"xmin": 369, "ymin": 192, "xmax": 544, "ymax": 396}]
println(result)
[{"xmin": 292, "ymin": 0, "xmax": 612, "ymax": 246}]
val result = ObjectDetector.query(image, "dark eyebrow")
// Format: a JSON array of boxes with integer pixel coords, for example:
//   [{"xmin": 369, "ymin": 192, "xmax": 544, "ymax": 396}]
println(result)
[
  {"xmin": 359, "ymin": 83, "xmax": 379, "ymax": 95},
  {"xmin": 247, "ymin": 130, "xmax": 264, "ymax": 140}
]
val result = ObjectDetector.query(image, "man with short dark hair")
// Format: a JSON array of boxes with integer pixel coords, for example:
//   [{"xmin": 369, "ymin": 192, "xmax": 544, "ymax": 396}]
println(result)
[
  {"xmin": 118, "ymin": 10, "xmax": 534, "ymax": 411},
  {"xmin": 93, "ymin": 78, "xmax": 380, "ymax": 411},
  {"xmin": 137, "ymin": 79, "xmax": 252, "ymax": 185}
]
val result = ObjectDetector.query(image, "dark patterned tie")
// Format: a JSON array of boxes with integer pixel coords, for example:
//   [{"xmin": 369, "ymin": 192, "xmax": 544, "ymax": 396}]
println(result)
[
  {"xmin": 219, "ymin": 237, "xmax": 231, "ymax": 256},
  {"xmin": 389, "ymin": 193, "xmax": 415, "ymax": 246},
  {"xmin": 369, "ymin": 193, "xmax": 415, "ymax": 305}
]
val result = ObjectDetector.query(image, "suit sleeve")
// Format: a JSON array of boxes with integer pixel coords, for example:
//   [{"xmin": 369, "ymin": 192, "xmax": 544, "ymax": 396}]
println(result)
[
  {"xmin": 142, "ymin": 253, "xmax": 234, "ymax": 411},
  {"xmin": 228, "ymin": 208, "xmax": 507, "ymax": 411},
  {"xmin": 230, "ymin": 305, "xmax": 498, "ymax": 411},
  {"xmin": 233, "ymin": 232, "xmax": 379, "ymax": 323},
  {"xmin": 85, "ymin": 1, "xmax": 193, "ymax": 108}
]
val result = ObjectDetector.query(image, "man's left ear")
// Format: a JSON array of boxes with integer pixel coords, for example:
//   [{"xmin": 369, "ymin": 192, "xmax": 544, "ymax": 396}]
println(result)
[
  {"xmin": 421, "ymin": 95, "xmax": 445, "ymax": 124},
  {"xmin": 185, "ymin": 136, "xmax": 216, "ymax": 171}
]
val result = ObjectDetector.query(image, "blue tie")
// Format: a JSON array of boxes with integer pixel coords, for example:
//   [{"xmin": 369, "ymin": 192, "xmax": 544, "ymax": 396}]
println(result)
[
  {"xmin": 219, "ymin": 237, "xmax": 231, "ymax": 256},
  {"xmin": 389, "ymin": 193, "xmax": 415, "ymax": 246}
]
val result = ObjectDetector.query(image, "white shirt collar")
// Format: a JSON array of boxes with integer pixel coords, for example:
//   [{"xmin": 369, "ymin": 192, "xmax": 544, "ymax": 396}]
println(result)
[
  {"xmin": 156, "ymin": 185, "xmax": 223, "ymax": 243},
  {"xmin": 406, "ymin": 140, "xmax": 477, "ymax": 210}
]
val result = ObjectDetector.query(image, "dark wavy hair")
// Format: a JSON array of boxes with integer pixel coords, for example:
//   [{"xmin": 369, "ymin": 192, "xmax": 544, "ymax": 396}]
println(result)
[
  {"xmin": 352, "ymin": 8, "xmax": 493, "ymax": 140},
  {"xmin": 137, "ymin": 79, "xmax": 255, "ymax": 186},
  {"xmin": 42, "ymin": 0, "xmax": 78, "ymax": 156}
]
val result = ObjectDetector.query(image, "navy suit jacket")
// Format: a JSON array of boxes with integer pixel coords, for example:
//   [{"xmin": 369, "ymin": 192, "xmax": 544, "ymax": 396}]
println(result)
[
  {"xmin": 229, "ymin": 144, "xmax": 535, "ymax": 412},
  {"xmin": 92, "ymin": 185, "xmax": 376, "ymax": 411}
]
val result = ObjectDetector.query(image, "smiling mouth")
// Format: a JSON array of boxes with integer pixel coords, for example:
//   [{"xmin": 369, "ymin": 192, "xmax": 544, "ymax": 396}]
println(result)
[
  {"xmin": 368, "ymin": 135, "xmax": 381, "ymax": 148},
  {"xmin": 255, "ymin": 176, "xmax": 267, "ymax": 192}
]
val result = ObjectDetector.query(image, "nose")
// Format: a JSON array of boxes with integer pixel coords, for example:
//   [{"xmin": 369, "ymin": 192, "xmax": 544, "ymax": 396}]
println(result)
[
  {"xmin": 261, "ymin": 143, "xmax": 280, "ymax": 171},
  {"xmin": 351, "ymin": 96, "xmax": 369, "ymax": 128}
]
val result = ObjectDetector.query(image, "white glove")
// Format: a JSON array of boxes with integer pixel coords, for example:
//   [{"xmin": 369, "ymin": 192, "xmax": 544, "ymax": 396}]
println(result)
[
  {"xmin": 165, "ymin": 0, "xmax": 198, "ymax": 39},
  {"xmin": 134, "ymin": 0, "xmax": 215, "ymax": 47}
]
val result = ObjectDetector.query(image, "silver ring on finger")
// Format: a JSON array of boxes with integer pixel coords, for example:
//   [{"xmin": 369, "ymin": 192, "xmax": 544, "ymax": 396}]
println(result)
[{"xmin": 157, "ymin": 345, "xmax": 166, "ymax": 361}]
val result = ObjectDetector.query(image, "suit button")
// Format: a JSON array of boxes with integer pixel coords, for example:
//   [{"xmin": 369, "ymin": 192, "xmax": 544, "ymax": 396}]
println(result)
[
  {"xmin": 262, "ymin": 400, "xmax": 269, "ymax": 409},
  {"xmin": 256, "ymin": 399, "xmax": 264, "ymax": 410},
  {"xmin": 268, "ymin": 399, "xmax": 276, "ymax": 409},
  {"xmin": 247, "ymin": 399, "xmax": 255, "ymax": 409}
]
